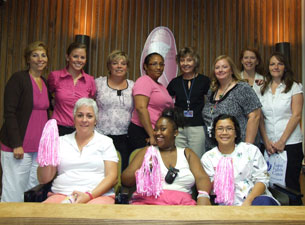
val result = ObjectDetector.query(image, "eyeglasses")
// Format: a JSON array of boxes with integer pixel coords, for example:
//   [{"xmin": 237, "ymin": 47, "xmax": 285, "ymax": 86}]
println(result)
[
  {"xmin": 215, "ymin": 126, "xmax": 235, "ymax": 132},
  {"xmin": 148, "ymin": 62, "xmax": 165, "ymax": 67}
]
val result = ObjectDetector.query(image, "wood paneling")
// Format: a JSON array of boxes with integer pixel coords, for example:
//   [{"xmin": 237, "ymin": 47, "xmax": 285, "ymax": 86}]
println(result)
[{"xmin": 0, "ymin": 0, "xmax": 303, "ymax": 126}]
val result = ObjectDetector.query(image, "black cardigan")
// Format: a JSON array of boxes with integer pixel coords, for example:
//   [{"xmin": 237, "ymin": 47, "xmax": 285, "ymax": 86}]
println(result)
[{"xmin": 0, "ymin": 70, "xmax": 51, "ymax": 148}]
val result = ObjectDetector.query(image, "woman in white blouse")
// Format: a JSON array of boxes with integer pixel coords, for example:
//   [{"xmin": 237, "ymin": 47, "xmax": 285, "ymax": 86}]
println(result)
[
  {"xmin": 258, "ymin": 52, "xmax": 303, "ymax": 205},
  {"xmin": 95, "ymin": 50, "xmax": 134, "ymax": 170},
  {"xmin": 201, "ymin": 114, "xmax": 278, "ymax": 206},
  {"xmin": 239, "ymin": 48, "xmax": 264, "ymax": 95}
]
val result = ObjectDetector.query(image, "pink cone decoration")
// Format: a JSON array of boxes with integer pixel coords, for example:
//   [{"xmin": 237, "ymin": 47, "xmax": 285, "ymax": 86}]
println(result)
[
  {"xmin": 37, "ymin": 119, "xmax": 60, "ymax": 166},
  {"xmin": 135, "ymin": 146, "xmax": 163, "ymax": 198},
  {"xmin": 213, "ymin": 157, "xmax": 235, "ymax": 205}
]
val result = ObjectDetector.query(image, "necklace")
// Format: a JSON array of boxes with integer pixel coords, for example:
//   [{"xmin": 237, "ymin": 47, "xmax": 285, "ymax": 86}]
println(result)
[{"xmin": 217, "ymin": 81, "xmax": 232, "ymax": 99}]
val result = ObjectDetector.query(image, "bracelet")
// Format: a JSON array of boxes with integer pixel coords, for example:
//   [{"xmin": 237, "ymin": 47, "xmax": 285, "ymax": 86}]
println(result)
[
  {"xmin": 197, "ymin": 190, "xmax": 210, "ymax": 199},
  {"xmin": 85, "ymin": 191, "xmax": 94, "ymax": 200}
]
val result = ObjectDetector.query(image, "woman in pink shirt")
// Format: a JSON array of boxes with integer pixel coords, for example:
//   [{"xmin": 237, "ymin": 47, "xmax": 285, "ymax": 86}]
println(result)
[
  {"xmin": 0, "ymin": 41, "xmax": 50, "ymax": 202},
  {"xmin": 48, "ymin": 42, "xmax": 96, "ymax": 136},
  {"xmin": 128, "ymin": 53, "xmax": 174, "ymax": 152}
]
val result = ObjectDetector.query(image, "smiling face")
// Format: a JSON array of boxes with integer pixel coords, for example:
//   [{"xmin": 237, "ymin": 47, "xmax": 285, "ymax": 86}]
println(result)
[
  {"xmin": 109, "ymin": 57, "xmax": 128, "ymax": 77},
  {"xmin": 215, "ymin": 118, "xmax": 236, "ymax": 147},
  {"xmin": 74, "ymin": 105, "xmax": 96, "ymax": 135},
  {"xmin": 154, "ymin": 117, "xmax": 178, "ymax": 150},
  {"xmin": 28, "ymin": 48, "xmax": 48, "ymax": 73},
  {"xmin": 214, "ymin": 59, "xmax": 233, "ymax": 82},
  {"xmin": 241, "ymin": 50, "xmax": 258, "ymax": 72},
  {"xmin": 269, "ymin": 56, "xmax": 285, "ymax": 81},
  {"xmin": 66, "ymin": 48, "xmax": 87, "ymax": 72},
  {"xmin": 179, "ymin": 55, "xmax": 196, "ymax": 74},
  {"xmin": 144, "ymin": 54, "xmax": 164, "ymax": 82}
]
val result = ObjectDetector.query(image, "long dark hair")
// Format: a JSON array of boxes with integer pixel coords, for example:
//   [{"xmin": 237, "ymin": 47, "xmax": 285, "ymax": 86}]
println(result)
[
  {"xmin": 211, "ymin": 114, "xmax": 241, "ymax": 146},
  {"xmin": 261, "ymin": 52, "xmax": 296, "ymax": 95}
]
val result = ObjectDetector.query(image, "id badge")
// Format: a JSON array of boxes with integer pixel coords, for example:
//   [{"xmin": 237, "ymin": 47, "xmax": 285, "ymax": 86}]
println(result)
[
  {"xmin": 207, "ymin": 125, "xmax": 212, "ymax": 137},
  {"xmin": 183, "ymin": 110, "xmax": 194, "ymax": 118}
]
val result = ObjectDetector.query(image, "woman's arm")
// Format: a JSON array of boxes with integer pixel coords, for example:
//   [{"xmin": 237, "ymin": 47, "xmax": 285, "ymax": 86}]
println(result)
[
  {"xmin": 242, "ymin": 182, "xmax": 266, "ymax": 206},
  {"xmin": 37, "ymin": 165, "xmax": 57, "ymax": 184},
  {"xmin": 259, "ymin": 112, "xmax": 275, "ymax": 154},
  {"xmin": 74, "ymin": 160, "xmax": 118, "ymax": 203},
  {"xmin": 134, "ymin": 95, "xmax": 156, "ymax": 145},
  {"xmin": 121, "ymin": 147, "xmax": 147, "ymax": 187},
  {"xmin": 186, "ymin": 148, "xmax": 212, "ymax": 205},
  {"xmin": 272, "ymin": 93, "xmax": 303, "ymax": 152},
  {"xmin": 245, "ymin": 108, "xmax": 261, "ymax": 144}
]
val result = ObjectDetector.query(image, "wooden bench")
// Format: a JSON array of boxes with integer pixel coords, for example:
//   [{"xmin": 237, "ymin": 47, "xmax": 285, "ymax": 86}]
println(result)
[{"xmin": 0, "ymin": 203, "xmax": 305, "ymax": 225}]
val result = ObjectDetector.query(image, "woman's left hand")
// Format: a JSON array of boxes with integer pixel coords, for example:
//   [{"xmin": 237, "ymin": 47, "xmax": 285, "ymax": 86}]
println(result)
[
  {"xmin": 271, "ymin": 139, "xmax": 285, "ymax": 153},
  {"xmin": 241, "ymin": 199, "xmax": 252, "ymax": 206},
  {"xmin": 72, "ymin": 190, "xmax": 90, "ymax": 203}
]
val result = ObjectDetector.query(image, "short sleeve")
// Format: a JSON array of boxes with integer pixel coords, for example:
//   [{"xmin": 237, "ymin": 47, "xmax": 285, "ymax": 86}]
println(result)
[
  {"xmin": 132, "ymin": 76, "xmax": 153, "ymax": 98},
  {"xmin": 167, "ymin": 79, "xmax": 176, "ymax": 97},
  {"xmin": 201, "ymin": 153, "xmax": 215, "ymax": 182},
  {"xmin": 236, "ymin": 82, "xmax": 262, "ymax": 115},
  {"xmin": 291, "ymin": 82, "xmax": 303, "ymax": 96},
  {"xmin": 89, "ymin": 77, "xmax": 97, "ymax": 98},
  {"xmin": 100, "ymin": 138, "xmax": 119, "ymax": 163},
  {"xmin": 47, "ymin": 72, "xmax": 57, "ymax": 93}
]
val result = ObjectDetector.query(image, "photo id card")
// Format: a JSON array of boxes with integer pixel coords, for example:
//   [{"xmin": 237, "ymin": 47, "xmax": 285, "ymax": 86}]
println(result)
[{"xmin": 184, "ymin": 110, "xmax": 194, "ymax": 118}]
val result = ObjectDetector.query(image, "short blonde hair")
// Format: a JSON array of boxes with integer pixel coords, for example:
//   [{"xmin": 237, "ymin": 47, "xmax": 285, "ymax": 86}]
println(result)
[
  {"xmin": 24, "ymin": 41, "xmax": 48, "ymax": 67},
  {"xmin": 210, "ymin": 55, "xmax": 242, "ymax": 92},
  {"xmin": 106, "ymin": 50, "xmax": 129, "ymax": 74}
]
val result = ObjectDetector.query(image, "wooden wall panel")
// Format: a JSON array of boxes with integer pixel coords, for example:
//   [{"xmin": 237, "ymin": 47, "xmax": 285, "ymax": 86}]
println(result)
[{"xmin": 0, "ymin": 0, "xmax": 303, "ymax": 126}]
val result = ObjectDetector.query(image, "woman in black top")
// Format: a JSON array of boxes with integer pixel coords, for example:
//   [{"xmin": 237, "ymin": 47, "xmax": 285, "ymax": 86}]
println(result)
[{"xmin": 167, "ymin": 47, "xmax": 210, "ymax": 157}]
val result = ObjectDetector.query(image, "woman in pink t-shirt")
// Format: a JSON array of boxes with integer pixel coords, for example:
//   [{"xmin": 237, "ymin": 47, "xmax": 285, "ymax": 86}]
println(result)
[{"xmin": 128, "ymin": 53, "xmax": 174, "ymax": 152}]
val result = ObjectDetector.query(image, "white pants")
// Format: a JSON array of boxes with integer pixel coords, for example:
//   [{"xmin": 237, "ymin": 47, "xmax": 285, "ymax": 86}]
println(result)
[
  {"xmin": 1, "ymin": 151, "xmax": 39, "ymax": 202},
  {"xmin": 175, "ymin": 126, "xmax": 206, "ymax": 158}
]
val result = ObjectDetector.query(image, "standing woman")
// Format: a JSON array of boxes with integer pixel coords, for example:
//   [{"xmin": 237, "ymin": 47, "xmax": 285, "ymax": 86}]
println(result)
[
  {"xmin": 0, "ymin": 41, "xmax": 50, "ymax": 202},
  {"xmin": 239, "ymin": 48, "xmax": 264, "ymax": 95},
  {"xmin": 258, "ymin": 52, "xmax": 303, "ymax": 205},
  {"xmin": 48, "ymin": 42, "xmax": 96, "ymax": 136},
  {"xmin": 128, "ymin": 53, "xmax": 174, "ymax": 152},
  {"xmin": 95, "ymin": 50, "xmax": 134, "ymax": 170},
  {"xmin": 202, "ymin": 55, "xmax": 261, "ymax": 151},
  {"xmin": 167, "ymin": 47, "xmax": 210, "ymax": 157}
]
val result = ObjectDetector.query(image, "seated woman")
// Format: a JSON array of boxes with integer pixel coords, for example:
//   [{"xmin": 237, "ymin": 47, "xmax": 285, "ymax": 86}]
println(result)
[
  {"xmin": 122, "ymin": 107, "xmax": 211, "ymax": 205},
  {"xmin": 201, "ymin": 114, "xmax": 279, "ymax": 206},
  {"xmin": 37, "ymin": 98, "xmax": 118, "ymax": 204}
]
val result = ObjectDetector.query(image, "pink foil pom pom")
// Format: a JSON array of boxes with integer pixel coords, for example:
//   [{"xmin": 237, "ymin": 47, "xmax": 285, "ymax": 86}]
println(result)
[
  {"xmin": 37, "ymin": 119, "xmax": 60, "ymax": 167},
  {"xmin": 135, "ymin": 146, "xmax": 163, "ymax": 198},
  {"xmin": 214, "ymin": 157, "xmax": 235, "ymax": 205}
]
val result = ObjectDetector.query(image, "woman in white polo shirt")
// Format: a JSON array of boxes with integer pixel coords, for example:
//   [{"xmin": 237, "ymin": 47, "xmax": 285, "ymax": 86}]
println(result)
[
  {"xmin": 258, "ymin": 52, "xmax": 303, "ymax": 205},
  {"xmin": 38, "ymin": 98, "xmax": 118, "ymax": 204}
]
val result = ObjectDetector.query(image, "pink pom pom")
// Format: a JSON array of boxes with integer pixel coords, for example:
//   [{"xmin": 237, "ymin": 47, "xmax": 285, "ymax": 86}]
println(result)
[
  {"xmin": 37, "ymin": 119, "xmax": 60, "ymax": 167},
  {"xmin": 213, "ymin": 157, "xmax": 235, "ymax": 205},
  {"xmin": 135, "ymin": 146, "xmax": 163, "ymax": 198}
]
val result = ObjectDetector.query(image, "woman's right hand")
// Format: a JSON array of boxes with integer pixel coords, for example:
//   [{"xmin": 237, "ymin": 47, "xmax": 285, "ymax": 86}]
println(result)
[
  {"xmin": 13, "ymin": 147, "xmax": 24, "ymax": 159},
  {"xmin": 265, "ymin": 139, "xmax": 276, "ymax": 155},
  {"xmin": 148, "ymin": 136, "xmax": 157, "ymax": 146}
]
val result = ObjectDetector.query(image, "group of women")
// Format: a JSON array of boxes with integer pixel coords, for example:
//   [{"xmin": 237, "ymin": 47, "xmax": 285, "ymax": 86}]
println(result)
[{"xmin": 0, "ymin": 40, "xmax": 303, "ymax": 206}]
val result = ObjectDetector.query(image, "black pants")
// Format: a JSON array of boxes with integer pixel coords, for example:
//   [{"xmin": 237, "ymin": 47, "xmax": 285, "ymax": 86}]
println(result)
[
  {"xmin": 127, "ymin": 122, "xmax": 149, "ymax": 153},
  {"xmin": 107, "ymin": 134, "xmax": 130, "ymax": 171},
  {"xmin": 58, "ymin": 125, "xmax": 75, "ymax": 136}
]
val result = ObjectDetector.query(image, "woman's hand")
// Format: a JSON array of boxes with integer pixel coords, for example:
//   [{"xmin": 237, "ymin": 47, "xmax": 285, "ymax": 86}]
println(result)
[
  {"xmin": 148, "ymin": 136, "xmax": 157, "ymax": 146},
  {"xmin": 271, "ymin": 139, "xmax": 285, "ymax": 153},
  {"xmin": 13, "ymin": 147, "xmax": 24, "ymax": 159},
  {"xmin": 73, "ymin": 191, "xmax": 90, "ymax": 204},
  {"xmin": 241, "ymin": 199, "xmax": 252, "ymax": 206},
  {"xmin": 265, "ymin": 139, "xmax": 276, "ymax": 155}
]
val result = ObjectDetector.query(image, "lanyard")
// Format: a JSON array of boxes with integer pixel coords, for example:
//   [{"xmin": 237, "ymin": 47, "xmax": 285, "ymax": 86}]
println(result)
[{"xmin": 182, "ymin": 77, "xmax": 195, "ymax": 110}]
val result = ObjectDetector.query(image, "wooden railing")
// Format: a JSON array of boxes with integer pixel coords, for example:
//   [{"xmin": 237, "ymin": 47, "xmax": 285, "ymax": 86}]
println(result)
[{"xmin": 0, "ymin": 203, "xmax": 305, "ymax": 225}]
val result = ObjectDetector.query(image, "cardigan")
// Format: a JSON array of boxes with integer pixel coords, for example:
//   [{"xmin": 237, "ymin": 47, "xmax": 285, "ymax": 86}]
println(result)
[{"xmin": 0, "ymin": 70, "xmax": 51, "ymax": 148}]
